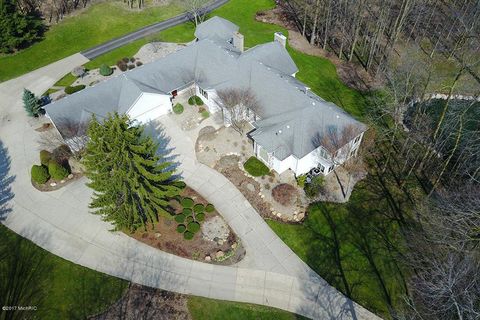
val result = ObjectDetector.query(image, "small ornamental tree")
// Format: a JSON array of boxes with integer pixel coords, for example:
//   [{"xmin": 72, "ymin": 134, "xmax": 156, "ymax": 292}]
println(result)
[
  {"xmin": 82, "ymin": 113, "xmax": 181, "ymax": 231},
  {"xmin": 22, "ymin": 89, "xmax": 41, "ymax": 117},
  {"xmin": 99, "ymin": 64, "xmax": 113, "ymax": 76}
]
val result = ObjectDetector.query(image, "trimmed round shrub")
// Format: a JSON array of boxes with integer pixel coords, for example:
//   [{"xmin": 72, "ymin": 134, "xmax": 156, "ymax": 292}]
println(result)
[
  {"xmin": 187, "ymin": 221, "xmax": 200, "ymax": 233},
  {"xmin": 181, "ymin": 197, "xmax": 194, "ymax": 208},
  {"xmin": 99, "ymin": 64, "xmax": 113, "ymax": 76},
  {"xmin": 183, "ymin": 231, "xmax": 194, "ymax": 240},
  {"xmin": 136, "ymin": 61, "xmax": 143, "ymax": 67},
  {"xmin": 39, "ymin": 150, "xmax": 52, "ymax": 166},
  {"xmin": 205, "ymin": 203, "xmax": 215, "ymax": 213},
  {"xmin": 48, "ymin": 160, "xmax": 69, "ymax": 180},
  {"xmin": 183, "ymin": 208, "xmax": 192, "ymax": 216},
  {"xmin": 193, "ymin": 204, "xmax": 204, "ymax": 213},
  {"xmin": 272, "ymin": 183, "xmax": 297, "ymax": 206},
  {"xmin": 188, "ymin": 95, "xmax": 203, "ymax": 105},
  {"xmin": 243, "ymin": 156, "xmax": 270, "ymax": 177},
  {"xmin": 176, "ymin": 224, "xmax": 186, "ymax": 233},
  {"xmin": 173, "ymin": 103, "xmax": 184, "ymax": 114},
  {"xmin": 201, "ymin": 110, "xmax": 210, "ymax": 118},
  {"xmin": 195, "ymin": 213, "xmax": 205, "ymax": 222},
  {"xmin": 175, "ymin": 214, "xmax": 186, "ymax": 223},
  {"xmin": 130, "ymin": 57, "xmax": 136, "ymax": 63},
  {"xmin": 185, "ymin": 216, "xmax": 194, "ymax": 224},
  {"xmin": 117, "ymin": 61, "xmax": 127, "ymax": 71},
  {"xmin": 31, "ymin": 165, "xmax": 50, "ymax": 184},
  {"xmin": 65, "ymin": 85, "xmax": 86, "ymax": 95},
  {"xmin": 127, "ymin": 65, "xmax": 135, "ymax": 70},
  {"xmin": 122, "ymin": 57, "xmax": 130, "ymax": 63}
]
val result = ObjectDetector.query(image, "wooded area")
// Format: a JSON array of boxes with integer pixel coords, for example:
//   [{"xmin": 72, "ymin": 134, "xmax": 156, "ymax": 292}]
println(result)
[{"xmin": 281, "ymin": 0, "xmax": 479, "ymax": 319}]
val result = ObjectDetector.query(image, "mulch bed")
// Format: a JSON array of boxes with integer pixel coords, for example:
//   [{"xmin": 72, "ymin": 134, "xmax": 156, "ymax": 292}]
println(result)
[
  {"xmin": 128, "ymin": 187, "xmax": 245, "ymax": 265},
  {"xmin": 89, "ymin": 284, "xmax": 191, "ymax": 320}
]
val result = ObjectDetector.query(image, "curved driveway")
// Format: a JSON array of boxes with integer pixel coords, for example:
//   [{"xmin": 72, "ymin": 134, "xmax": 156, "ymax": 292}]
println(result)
[{"xmin": 0, "ymin": 54, "xmax": 380, "ymax": 320}]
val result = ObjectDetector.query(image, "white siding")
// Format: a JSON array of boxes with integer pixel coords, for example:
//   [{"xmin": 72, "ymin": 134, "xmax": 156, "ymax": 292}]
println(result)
[{"xmin": 127, "ymin": 93, "xmax": 172, "ymax": 124}]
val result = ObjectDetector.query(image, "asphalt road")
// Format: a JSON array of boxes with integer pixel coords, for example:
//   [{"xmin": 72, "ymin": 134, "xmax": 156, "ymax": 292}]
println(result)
[{"xmin": 81, "ymin": 0, "xmax": 230, "ymax": 59}]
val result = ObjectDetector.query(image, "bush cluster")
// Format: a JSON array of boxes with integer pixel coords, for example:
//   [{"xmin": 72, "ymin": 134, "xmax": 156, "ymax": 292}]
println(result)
[
  {"xmin": 40, "ymin": 150, "xmax": 52, "ymax": 166},
  {"xmin": 31, "ymin": 150, "xmax": 71, "ymax": 185},
  {"xmin": 174, "ymin": 197, "xmax": 215, "ymax": 240},
  {"xmin": 65, "ymin": 85, "xmax": 86, "ymax": 94},
  {"xmin": 304, "ymin": 175, "xmax": 325, "ymax": 198}
]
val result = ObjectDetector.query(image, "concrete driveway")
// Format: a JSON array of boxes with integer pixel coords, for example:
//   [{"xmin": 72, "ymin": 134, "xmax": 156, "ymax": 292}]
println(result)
[{"xmin": 0, "ymin": 54, "xmax": 380, "ymax": 320}]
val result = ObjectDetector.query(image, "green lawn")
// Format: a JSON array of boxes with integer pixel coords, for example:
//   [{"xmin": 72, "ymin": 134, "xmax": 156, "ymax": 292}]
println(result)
[
  {"xmin": 0, "ymin": 224, "xmax": 127, "ymax": 319},
  {"xmin": 0, "ymin": 1, "xmax": 183, "ymax": 82},
  {"xmin": 244, "ymin": 156, "xmax": 270, "ymax": 176},
  {"xmin": 188, "ymin": 296, "xmax": 307, "ymax": 320}
]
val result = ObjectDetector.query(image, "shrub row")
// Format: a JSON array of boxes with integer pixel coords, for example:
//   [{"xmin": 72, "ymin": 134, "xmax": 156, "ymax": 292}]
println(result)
[{"xmin": 65, "ymin": 85, "xmax": 86, "ymax": 95}]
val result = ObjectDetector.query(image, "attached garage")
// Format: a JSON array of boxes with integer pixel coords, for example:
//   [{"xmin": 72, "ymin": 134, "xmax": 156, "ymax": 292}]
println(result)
[{"xmin": 127, "ymin": 92, "xmax": 172, "ymax": 124}]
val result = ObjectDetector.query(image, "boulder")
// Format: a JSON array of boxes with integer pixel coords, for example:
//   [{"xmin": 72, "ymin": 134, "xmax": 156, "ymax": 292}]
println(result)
[
  {"xmin": 216, "ymin": 250, "xmax": 225, "ymax": 259},
  {"xmin": 205, "ymin": 255, "xmax": 211, "ymax": 262}
]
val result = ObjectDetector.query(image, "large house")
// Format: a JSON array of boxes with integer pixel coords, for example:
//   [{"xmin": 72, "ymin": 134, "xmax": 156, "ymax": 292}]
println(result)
[{"xmin": 44, "ymin": 16, "xmax": 366, "ymax": 176}]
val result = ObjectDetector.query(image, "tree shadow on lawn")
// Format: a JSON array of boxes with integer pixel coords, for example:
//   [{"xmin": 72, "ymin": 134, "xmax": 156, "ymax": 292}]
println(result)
[
  {"xmin": 301, "ymin": 178, "xmax": 411, "ymax": 318},
  {"xmin": 0, "ymin": 140, "xmax": 15, "ymax": 221}
]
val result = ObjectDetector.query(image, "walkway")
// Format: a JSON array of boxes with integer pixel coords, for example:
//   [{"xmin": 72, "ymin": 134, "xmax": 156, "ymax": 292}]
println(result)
[
  {"xmin": 81, "ymin": 0, "xmax": 229, "ymax": 59},
  {"xmin": 0, "ymin": 56, "xmax": 380, "ymax": 319}
]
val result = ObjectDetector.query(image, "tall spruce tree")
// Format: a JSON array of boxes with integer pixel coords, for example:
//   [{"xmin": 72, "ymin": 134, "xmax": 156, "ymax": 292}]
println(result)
[
  {"xmin": 22, "ymin": 89, "xmax": 40, "ymax": 117},
  {"xmin": 83, "ymin": 113, "xmax": 181, "ymax": 231}
]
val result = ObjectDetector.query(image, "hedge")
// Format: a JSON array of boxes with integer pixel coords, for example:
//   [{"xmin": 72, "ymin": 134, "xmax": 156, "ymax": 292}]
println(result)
[
  {"xmin": 188, "ymin": 95, "xmax": 203, "ymax": 105},
  {"xmin": 243, "ymin": 156, "xmax": 270, "ymax": 177},
  {"xmin": 39, "ymin": 150, "xmax": 52, "ymax": 166},
  {"xmin": 99, "ymin": 64, "xmax": 113, "ymax": 76},
  {"xmin": 65, "ymin": 85, "xmax": 86, "ymax": 95},
  {"xmin": 31, "ymin": 165, "xmax": 50, "ymax": 184},
  {"xmin": 193, "ymin": 204, "xmax": 204, "ymax": 213},
  {"xmin": 205, "ymin": 203, "xmax": 215, "ymax": 213},
  {"xmin": 48, "ymin": 160, "xmax": 69, "ymax": 180},
  {"xmin": 181, "ymin": 197, "xmax": 194, "ymax": 208},
  {"xmin": 173, "ymin": 103, "xmax": 184, "ymax": 114}
]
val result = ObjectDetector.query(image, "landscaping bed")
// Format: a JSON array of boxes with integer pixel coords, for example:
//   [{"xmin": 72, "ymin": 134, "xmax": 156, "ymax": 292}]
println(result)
[{"xmin": 128, "ymin": 187, "xmax": 245, "ymax": 265}]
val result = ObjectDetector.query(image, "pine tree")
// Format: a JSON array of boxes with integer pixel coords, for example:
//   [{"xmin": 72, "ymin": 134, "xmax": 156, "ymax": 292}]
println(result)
[
  {"xmin": 82, "ymin": 113, "xmax": 181, "ymax": 231},
  {"xmin": 0, "ymin": 0, "xmax": 44, "ymax": 53},
  {"xmin": 22, "ymin": 89, "xmax": 40, "ymax": 117}
]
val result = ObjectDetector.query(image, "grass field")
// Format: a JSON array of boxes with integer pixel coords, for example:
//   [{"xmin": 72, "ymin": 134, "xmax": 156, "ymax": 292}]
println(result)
[
  {"xmin": 188, "ymin": 297, "xmax": 307, "ymax": 320},
  {"xmin": 0, "ymin": 224, "xmax": 127, "ymax": 319},
  {"xmin": 0, "ymin": 1, "xmax": 183, "ymax": 82}
]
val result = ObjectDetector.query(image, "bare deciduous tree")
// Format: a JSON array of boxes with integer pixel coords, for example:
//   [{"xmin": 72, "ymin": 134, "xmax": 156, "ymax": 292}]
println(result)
[
  {"xmin": 180, "ymin": 0, "xmax": 211, "ymax": 26},
  {"xmin": 38, "ymin": 118, "xmax": 88, "ymax": 159},
  {"xmin": 215, "ymin": 87, "xmax": 260, "ymax": 134}
]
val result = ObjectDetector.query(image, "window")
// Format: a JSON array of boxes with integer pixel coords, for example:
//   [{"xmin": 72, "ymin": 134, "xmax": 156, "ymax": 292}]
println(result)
[
  {"xmin": 320, "ymin": 164, "xmax": 325, "ymax": 173},
  {"xmin": 199, "ymin": 87, "xmax": 208, "ymax": 100},
  {"xmin": 328, "ymin": 165, "xmax": 334, "ymax": 172}
]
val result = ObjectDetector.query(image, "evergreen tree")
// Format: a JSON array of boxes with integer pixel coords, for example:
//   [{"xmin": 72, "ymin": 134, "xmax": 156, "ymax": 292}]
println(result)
[
  {"xmin": 0, "ymin": 0, "xmax": 44, "ymax": 53},
  {"xmin": 83, "ymin": 113, "xmax": 181, "ymax": 231},
  {"xmin": 22, "ymin": 89, "xmax": 40, "ymax": 117}
]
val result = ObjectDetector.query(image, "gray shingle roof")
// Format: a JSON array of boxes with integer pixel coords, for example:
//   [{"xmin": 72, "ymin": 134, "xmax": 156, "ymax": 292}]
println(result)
[
  {"xmin": 194, "ymin": 16, "xmax": 239, "ymax": 42},
  {"xmin": 44, "ymin": 16, "xmax": 366, "ymax": 160}
]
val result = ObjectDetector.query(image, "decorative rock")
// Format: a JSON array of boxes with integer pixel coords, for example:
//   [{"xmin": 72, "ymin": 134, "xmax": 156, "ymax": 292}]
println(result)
[
  {"xmin": 68, "ymin": 174, "xmax": 74, "ymax": 179},
  {"xmin": 218, "ymin": 239, "xmax": 224, "ymax": 245},
  {"xmin": 216, "ymin": 250, "xmax": 225, "ymax": 259},
  {"xmin": 205, "ymin": 255, "xmax": 211, "ymax": 262},
  {"xmin": 231, "ymin": 242, "xmax": 237, "ymax": 249},
  {"xmin": 60, "ymin": 180, "xmax": 65, "ymax": 184},
  {"xmin": 50, "ymin": 182, "xmax": 57, "ymax": 187},
  {"xmin": 298, "ymin": 212, "xmax": 305, "ymax": 220},
  {"xmin": 155, "ymin": 232, "xmax": 161, "ymax": 238}
]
